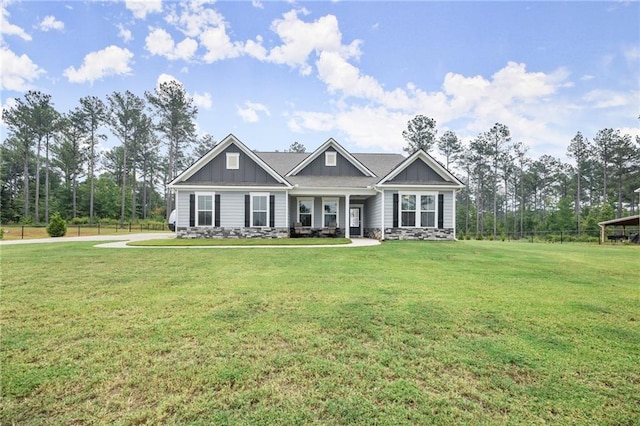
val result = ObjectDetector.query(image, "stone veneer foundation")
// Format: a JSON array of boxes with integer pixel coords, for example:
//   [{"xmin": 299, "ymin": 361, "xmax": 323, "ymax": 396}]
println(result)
[
  {"xmin": 366, "ymin": 227, "xmax": 455, "ymax": 241},
  {"xmin": 177, "ymin": 227, "xmax": 289, "ymax": 239}
]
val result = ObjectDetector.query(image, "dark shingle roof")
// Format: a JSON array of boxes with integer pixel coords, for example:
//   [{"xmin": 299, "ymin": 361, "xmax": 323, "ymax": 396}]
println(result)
[{"xmin": 255, "ymin": 151, "xmax": 405, "ymax": 181}]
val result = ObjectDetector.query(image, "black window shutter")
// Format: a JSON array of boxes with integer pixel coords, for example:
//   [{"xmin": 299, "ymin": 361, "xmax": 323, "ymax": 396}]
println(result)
[
  {"xmin": 189, "ymin": 194, "xmax": 195, "ymax": 227},
  {"xmin": 438, "ymin": 194, "xmax": 444, "ymax": 228},
  {"xmin": 215, "ymin": 194, "xmax": 221, "ymax": 227},
  {"xmin": 245, "ymin": 194, "xmax": 250, "ymax": 227},
  {"xmin": 269, "ymin": 195, "xmax": 275, "ymax": 227},
  {"xmin": 392, "ymin": 193, "xmax": 399, "ymax": 228}
]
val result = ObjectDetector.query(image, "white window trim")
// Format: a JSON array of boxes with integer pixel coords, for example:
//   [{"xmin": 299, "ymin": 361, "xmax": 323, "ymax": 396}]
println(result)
[
  {"xmin": 226, "ymin": 152, "xmax": 239, "ymax": 170},
  {"xmin": 399, "ymin": 191, "xmax": 438, "ymax": 228},
  {"xmin": 325, "ymin": 151, "xmax": 337, "ymax": 167},
  {"xmin": 297, "ymin": 197, "xmax": 314, "ymax": 228},
  {"xmin": 195, "ymin": 191, "xmax": 215, "ymax": 227},
  {"xmin": 250, "ymin": 192, "xmax": 270, "ymax": 228},
  {"xmin": 322, "ymin": 197, "xmax": 339, "ymax": 227}
]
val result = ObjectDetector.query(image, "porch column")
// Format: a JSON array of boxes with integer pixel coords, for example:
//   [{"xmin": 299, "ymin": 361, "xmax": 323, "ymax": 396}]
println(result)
[{"xmin": 345, "ymin": 194, "xmax": 350, "ymax": 239}]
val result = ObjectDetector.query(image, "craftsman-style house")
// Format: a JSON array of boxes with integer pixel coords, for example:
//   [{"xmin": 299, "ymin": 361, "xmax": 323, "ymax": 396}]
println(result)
[{"xmin": 168, "ymin": 134, "xmax": 464, "ymax": 240}]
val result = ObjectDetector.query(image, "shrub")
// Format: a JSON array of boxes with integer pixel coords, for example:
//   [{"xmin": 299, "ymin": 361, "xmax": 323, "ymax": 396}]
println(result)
[
  {"xmin": 70, "ymin": 216, "xmax": 90, "ymax": 225},
  {"xmin": 0, "ymin": 227, "xmax": 3, "ymax": 240},
  {"xmin": 47, "ymin": 213, "xmax": 67, "ymax": 237}
]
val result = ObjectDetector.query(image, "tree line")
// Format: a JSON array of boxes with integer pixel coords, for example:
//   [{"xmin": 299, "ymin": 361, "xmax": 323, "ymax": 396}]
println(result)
[
  {"xmin": 402, "ymin": 115, "xmax": 640, "ymax": 238},
  {"xmin": 0, "ymin": 82, "xmax": 215, "ymax": 226},
  {"xmin": 2, "ymin": 90, "xmax": 639, "ymax": 237}
]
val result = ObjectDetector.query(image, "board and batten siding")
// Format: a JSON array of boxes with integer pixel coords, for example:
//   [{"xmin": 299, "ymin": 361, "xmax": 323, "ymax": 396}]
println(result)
[
  {"xmin": 383, "ymin": 189, "xmax": 455, "ymax": 229},
  {"xmin": 176, "ymin": 190, "xmax": 287, "ymax": 228}
]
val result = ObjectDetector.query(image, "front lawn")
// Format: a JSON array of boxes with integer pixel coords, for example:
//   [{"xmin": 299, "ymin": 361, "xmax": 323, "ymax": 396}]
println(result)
[
  {"xmin": 1, "ymin": 241, "xmax": 638, "ymax": 424},
  {"xmin": 128, "ymin": 237, "xmax": 350, "ymax": 246}
]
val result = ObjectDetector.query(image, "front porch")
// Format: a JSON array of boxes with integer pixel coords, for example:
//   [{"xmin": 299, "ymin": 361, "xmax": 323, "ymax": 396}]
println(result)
[{"xmin": 288, "ymin": 193, "xmax": 375, "ymax": 239}]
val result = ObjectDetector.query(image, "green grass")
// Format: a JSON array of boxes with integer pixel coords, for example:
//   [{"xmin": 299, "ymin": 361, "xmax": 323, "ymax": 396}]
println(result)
[
  {"xmin": 128, "ymin": 237, "xmax": 351, "ymax": 246},
  {"xmin": 1, "ymin": 241, "xmax": 639, "ymax": 425}
]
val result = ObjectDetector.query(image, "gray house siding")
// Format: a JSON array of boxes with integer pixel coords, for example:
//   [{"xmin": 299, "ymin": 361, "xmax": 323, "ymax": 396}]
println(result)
[
  {"xmin": 382, "ymin": 189, "xmax": 456, "ymax": 240},
  {"xmin": 296, "ymin": 148, "xmax": 365, "ymax": 177},
  {"xmin": 186, "ymin": 143, "xmax": 281, "ymax": 185},
  {"xmin": 388, "ymin": 159, "xmax": 448, "ymax": 184},
  {"xmin": 176, "ymin": 189, "xmax": 288, "ymax": 230}
]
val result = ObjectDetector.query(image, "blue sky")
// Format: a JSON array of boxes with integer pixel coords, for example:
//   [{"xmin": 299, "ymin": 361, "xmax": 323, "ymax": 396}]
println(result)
[{"xmin": 1, "ymin": 0, "xmax": 638, "ymax": 163}]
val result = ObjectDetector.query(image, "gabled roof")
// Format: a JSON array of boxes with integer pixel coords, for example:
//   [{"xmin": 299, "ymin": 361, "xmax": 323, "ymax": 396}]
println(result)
[
  {"xmin": 285, "ymin": 138, "xmax": 377, "ymax": 177},
  {"xmin": 378, "ymin": 149, "xmax": 464, "ymax": 188},
  {"xmin": 168, "ymin": 134, "xmax": 291, "ymax": 188}
]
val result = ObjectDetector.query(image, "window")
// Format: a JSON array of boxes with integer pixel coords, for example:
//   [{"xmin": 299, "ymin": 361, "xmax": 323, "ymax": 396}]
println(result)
[
  {"xmin": 226, "ymin": 152, "xmax": 239, "ymax": 169},
  {"xmin": 297, "ymin": 198, "xmax": 314, "ymax": 227},
  {"xmin": 420, "ymin": 194, "xmax": 436, "ymax": 228},
  {"xmin": 251, "ymin": 193, "xmax": 269, "ymax": 227},
  {"xmin": 401, "ymin": 194, "xmax": 416, "ymax": 227},
  {"xmin": 325, "ymin": 151, "xmax": 337, "ymax": 167},
  {"xmin": 399, "ymin": 192, "xmax": 437, "ymax": 228},
  {"xmin": 196, "ymin": 192, "xmax": 214, "ymax": 226},
  {"xmin": 323, "ymin": 198, "xmax": 338, "ymax": 226}
]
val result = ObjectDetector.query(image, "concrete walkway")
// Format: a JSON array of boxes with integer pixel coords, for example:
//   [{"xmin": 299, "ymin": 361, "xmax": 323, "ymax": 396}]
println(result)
[{"xmin": 0, "ymin": 233, "xmax": 380, "ymax": 249}]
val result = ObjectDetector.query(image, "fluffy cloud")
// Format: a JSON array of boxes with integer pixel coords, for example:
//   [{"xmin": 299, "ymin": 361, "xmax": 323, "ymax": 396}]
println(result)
[
  {"xmin": 200, "ymin": 25, "xmax": 243, "ymax": 62},
  {"xmin": 0, "ymin": 47, "xmax": 45, "ymax": 91},
  {"xmin": 125, "ymin": 0, "xmax": 162, "ymax": 19},
  {"xmin": 63, "ymin": 45, "xmax": 133, "ymax": 84},
  {"xmin": 37, "ymin": 15, "xmax": 64, "ymax": 32},
  {"xmin": 1, "ymin": 2, "xmax": 31, "ymax": 40},
  {"xmin": 582, "ymin": 89, "xmax": 637, "ymax": 109},
  {"xmin": 145, "ymin": 27, "xmax": 197, "ymax": 61},
  {"xmin": 267, "ymin": 10, "xmax": 361, "ymax": 75},
  {"xmin": 117, "ymin": 24, "xmax": 133, "ymax": 42},
  {"xmin": 192, "ymin": 92, "xmax": 212, "ymax": 109},
  {"xmin": 237, "ymin": 101, "xmax": 270, "ymax": 123}
]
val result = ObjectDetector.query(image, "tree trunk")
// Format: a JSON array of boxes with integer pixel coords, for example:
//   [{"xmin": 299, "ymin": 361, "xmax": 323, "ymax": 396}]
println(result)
[
  {"xmin": 120, "ymin": 142, "xmax": 127, "ymax": 228},
  {"xmin": 45, "ymin": 135, "xmax": 50, "ymax": 224},
  {"xmin": 35, "ymin": 138, "xmax": 41, "ymax": 223}
]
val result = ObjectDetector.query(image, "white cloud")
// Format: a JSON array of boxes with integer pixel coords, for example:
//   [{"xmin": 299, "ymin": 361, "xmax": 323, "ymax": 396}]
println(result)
[
  {"xmin": 156, "ymin": 73, "xmax": 180, "ymax": 87},
  {"xmin": 252, "ymin": 0, "xmax": 264, "ymax": 9},
  {"xmin": 267, "ymin": 9, "xmax": 362, "ymax": 75},
  {"xmin": 125, "ymin": 0, "xmax": 162, "ymax": 19},
  {"xmin": 1, "ymin": 2, "xmax": 32, "ymax": 40},
  {"xmin": 582, "ymin": 89, "xmax": 637, "ymax": 109},
  {"xmin": 117, "ymin": 24, "xmax": 133, "ymax": 42},
  {"xmin": 145, "ymin": 27, "xmax": 197, "ymax": 61},
  {"xmin": 63, "ymin": 45, "xmax": 133, "ymax": 84},
  {"xmin": 165, "ymin": 1, "xmax": 225, "ymax": 38},
  {"xmin": 37, "ymin": 15, "xmax": 64, "ymax": 32},
  {"xmin": 237, "ymin": 101, "xmax": 270, "ymax": 123},
  {"xmin": 0, "ymin": 47, "xmax": 45, "ymax": 91},
  {"xmin": 192, "ymin": 92, "xmax": 212, "ymax": 109},
  {"xmin": 200, "ymin": 25, "xmax": 243, "ymax": 62},
  {"xmin": 580, "ymin": 74, "xmax": 595, "ymax": 81}
]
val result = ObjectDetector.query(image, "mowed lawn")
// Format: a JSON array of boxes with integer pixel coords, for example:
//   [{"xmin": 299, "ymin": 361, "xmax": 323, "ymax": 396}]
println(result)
[{"xmin": 1, "ymin": 241, "xmax": 638, "ymax": 425}]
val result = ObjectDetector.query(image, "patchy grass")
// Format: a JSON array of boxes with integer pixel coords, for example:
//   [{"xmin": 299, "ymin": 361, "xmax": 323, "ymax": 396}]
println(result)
[
  {"xmin": 1, "ymin": 241, "xmax": 638, "ymax": 425},
  {"xmin": 128, "ymin": 237, "xmax": 351, "ymax": 246}
]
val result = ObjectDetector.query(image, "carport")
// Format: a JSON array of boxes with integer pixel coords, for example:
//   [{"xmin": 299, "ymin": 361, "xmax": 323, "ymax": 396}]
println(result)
[{"xmin": 598, "ymin": 215, "xmax": 640, "ymax": 243}]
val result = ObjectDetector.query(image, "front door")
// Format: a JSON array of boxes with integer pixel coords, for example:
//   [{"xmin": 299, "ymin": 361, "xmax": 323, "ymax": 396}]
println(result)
[{"xmin": 349, "ymin": 207, "xmax": 362, "ymax": 237}]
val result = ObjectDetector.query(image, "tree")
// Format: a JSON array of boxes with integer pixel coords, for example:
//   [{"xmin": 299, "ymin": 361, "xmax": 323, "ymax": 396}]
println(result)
[
  {"xmin": 485, "ymin": 123, "xmax": 511, "ymax": 237},
  {"xmin": 146, "ymin": 80, "xmax": 198, "ymax": 220},
  {"xmin": 437, "ymin": 130, "xmax": 462, "ymax": 169},
  {"xmin": 402, "ymin": 115, "xmax": 437, "ymax": 154},
  {"xmin": 78, "ymin": 96, "xmax": 107, "ymax": 225},
  {"xmin": 2, "ymin": 96, "xmax": 35, "ymax": 220},
  {"xmin": 192, "ymin": 133, "xmax": 217, "ymax": 160},
  {"xmin": 53, "ymin": 110, "xmax": 86, "ymax": 218},
  {"xmin": 593, "ymin": 128, "xmax": 615, "ymax": 203},
  {"xmin": 567, "ymin": 131, "xmax": 589, "ymax": 232},
  {"xmin": 609, "ymin": 132, "xmax": 636, "ymax": 217},
  {"xmin": 287, "ymin": 141, "xmax": 306, "ymax": 153},
  {"xmin": 107, "ymin": 91, "xmax": 146, "ymax": 227}
]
